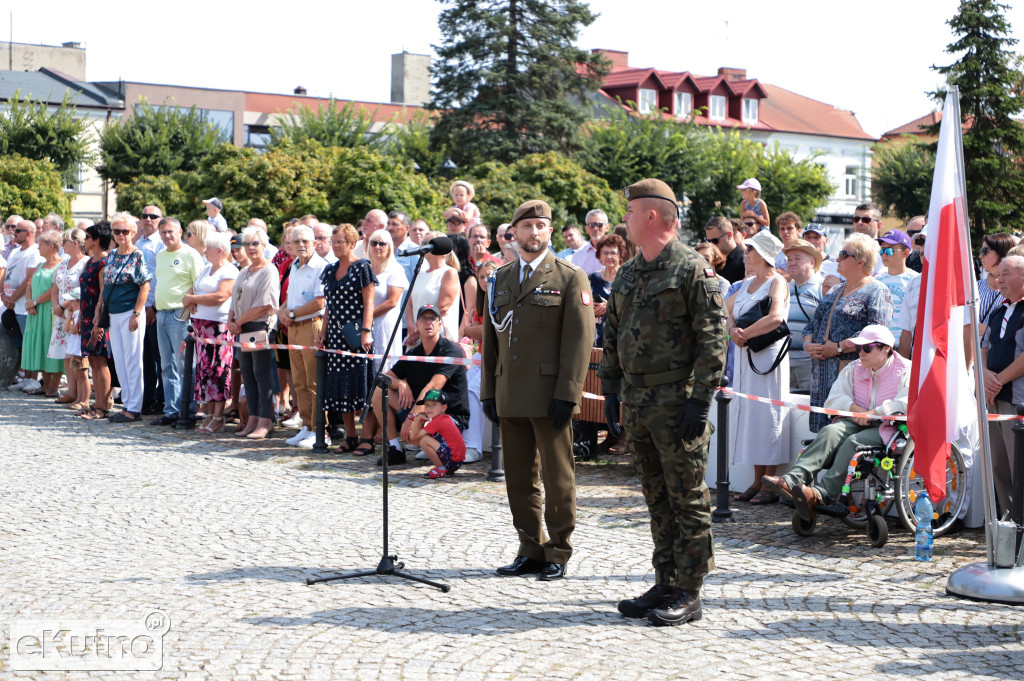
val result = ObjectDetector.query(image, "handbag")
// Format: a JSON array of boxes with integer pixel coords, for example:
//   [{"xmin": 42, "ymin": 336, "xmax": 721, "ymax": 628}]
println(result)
[
  {"xmin": 340, "ymin": 320, "xmax": 363, "ymax": 351},
  {"xmin": 735, "ymin": 295, "xmax": 791, "ymax": 375},
  {"xmin": 239, "ymin": 329, "xmax": 269, "ymax": 352},
  {"xmin": 95, "ymin": 296, "xmax": 111, "ymax": 329}
]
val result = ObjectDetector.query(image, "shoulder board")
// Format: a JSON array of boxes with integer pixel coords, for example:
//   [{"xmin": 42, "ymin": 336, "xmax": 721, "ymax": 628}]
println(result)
[{"xmin": 554, "ymin": 258, "xmax": 580, "ymax": 271}]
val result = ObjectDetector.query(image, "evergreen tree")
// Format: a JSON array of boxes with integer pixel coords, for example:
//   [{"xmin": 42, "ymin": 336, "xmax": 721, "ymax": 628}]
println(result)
[
  {"xmin": 0, "ymin": 91, "xmax": 91, "ymax": 187},
  {"xmin": 429, "ymin": 0, "xmax": 609, "ymax": 165},
  {"xmin": 932, "ymin": 0, "xmax": 1024, "ymax": 233}
]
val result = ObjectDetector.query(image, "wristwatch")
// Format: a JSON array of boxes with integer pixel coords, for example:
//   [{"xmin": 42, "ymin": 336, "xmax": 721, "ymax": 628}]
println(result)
[
  {"xmin": 360, "ymin": 327, "xmax": 371, "ymax": 333},
  {"xmin": 288, "ymin": 310, "xmax": 295, "ymax": 320},
  {"xmin": 132, "ymin": 310, "xmax": 142, "ymax": 318}
]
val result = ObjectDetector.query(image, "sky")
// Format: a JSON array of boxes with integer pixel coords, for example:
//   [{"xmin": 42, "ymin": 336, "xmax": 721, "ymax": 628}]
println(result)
[{"xmin": 9, "ymin": 0, "xmax": 1024, "ymax": 139}]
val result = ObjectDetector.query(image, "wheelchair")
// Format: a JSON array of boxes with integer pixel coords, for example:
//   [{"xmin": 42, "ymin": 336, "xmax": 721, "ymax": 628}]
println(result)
[{"xmin": 788, "ymin": 422, "xmax": 967, "ymax": 547}]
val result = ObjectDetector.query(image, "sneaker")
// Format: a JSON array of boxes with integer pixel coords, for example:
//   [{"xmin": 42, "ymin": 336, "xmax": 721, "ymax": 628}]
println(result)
[
  {"xmin": 377, "ymin": 446, "xmax": 407, "ymax": 466},
  {"xmin": 463, "ymin": 448, "xmax": 482, "ymax": 463},
  {"xmin": 405, "ymin": 443, "xmax": 422, "ymax": 453},
  {"xmin": 425, "ymin": 466, "xmax": 450, "ymax": 479},
  {"xmin": 286, "ymin": 426, "xmax": 311, "ymax": 446},
  {"xmin": 415, "ymin": 450, "xmax": 429, "ymax": 460},
  {"xmin": 20, "ymin": 378, "xmax": 41, "ymax": 393},
  {"xmin": 298, "ymin": 432, "xmax": 329, "ymax": 449},
  {"xmin": 281, "ymin": 413, "xmax": 304, "ymax": 429}
]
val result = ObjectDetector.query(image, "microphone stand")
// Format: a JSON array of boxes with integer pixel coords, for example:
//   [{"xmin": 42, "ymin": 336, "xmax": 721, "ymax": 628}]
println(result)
[{"xmin": 307, "ymin": 249, "xmax": 450, "ymax": 592}]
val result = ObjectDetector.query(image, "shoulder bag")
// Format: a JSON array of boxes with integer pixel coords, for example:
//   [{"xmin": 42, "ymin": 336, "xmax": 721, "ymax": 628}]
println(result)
[{"xmin": 735, "ymin": 295, "xmax": 790, "ymax": 375}]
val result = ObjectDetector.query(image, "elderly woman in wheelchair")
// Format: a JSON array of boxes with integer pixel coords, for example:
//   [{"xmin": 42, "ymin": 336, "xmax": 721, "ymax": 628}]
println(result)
[{"xmin": 762, "ymin": 325, "xmax": 910, "ymax": 525}]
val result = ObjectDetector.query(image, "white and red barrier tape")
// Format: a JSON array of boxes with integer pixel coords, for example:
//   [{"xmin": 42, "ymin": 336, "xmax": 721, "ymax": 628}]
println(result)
[{"xmin": 195, "ymin": 336, "xmax": 1023, "ymax": 422}]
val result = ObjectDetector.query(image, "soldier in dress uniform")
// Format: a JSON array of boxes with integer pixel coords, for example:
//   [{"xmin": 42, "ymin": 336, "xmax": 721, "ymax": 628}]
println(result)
[
  {"xmin": 481, "ymin": 199, "xmax": 595, "ymax": 582},
  {"xmin": 599, "ymin": 179, "xmax": 728, "ymax": 626}
]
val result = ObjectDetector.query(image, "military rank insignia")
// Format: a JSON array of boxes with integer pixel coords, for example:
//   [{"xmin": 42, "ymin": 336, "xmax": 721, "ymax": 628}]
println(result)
[{"xmin": 704, "ymin": 268, "xmax": 716, "ymax": 278}]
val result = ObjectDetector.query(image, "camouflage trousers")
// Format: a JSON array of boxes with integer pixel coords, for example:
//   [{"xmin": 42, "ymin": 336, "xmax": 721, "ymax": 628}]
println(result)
[{"xmin": 623, "ymin": 403, "xmax": 714, "ymax": 591}]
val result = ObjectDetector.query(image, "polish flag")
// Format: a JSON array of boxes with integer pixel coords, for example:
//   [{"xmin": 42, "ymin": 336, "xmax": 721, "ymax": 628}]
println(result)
[{"xmin": 908, "ymin": 92, "xmax": 974, "ymax": 503}]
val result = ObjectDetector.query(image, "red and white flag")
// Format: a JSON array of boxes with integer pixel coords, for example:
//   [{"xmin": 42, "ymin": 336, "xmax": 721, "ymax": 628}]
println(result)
[{"xmin": 908, "ymin": 93, "xmax": 975, "ymax": 503}]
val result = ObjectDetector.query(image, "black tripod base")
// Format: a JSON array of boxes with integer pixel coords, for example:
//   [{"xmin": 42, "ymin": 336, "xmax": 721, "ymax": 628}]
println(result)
[{"xmin": 306, "ymin": 554, "xmax": 451, "ymax": 592}]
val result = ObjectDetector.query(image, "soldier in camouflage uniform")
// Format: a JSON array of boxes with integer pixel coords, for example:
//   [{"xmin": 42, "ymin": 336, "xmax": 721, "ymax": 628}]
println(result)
[{"xmin": 599, "ymin": 178, "xmax": 728, "ymax": 627}]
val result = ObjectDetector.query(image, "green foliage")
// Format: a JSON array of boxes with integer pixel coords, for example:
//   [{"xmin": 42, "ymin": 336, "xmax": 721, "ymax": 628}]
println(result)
[
  {"xmin": 382, "ymin": 110, "xmax": 451, "ymax": 175},
  {"xmin": 871, "ymin": 139, "xmax": 936, "ymax": 219},
  {"xmin": 429, "ymin": 0, "xmax": 610, "ymax": 165},
  {"xmin": 0, "ymin": 90, "xmax": 92, "ymax": 186},
  {"xmin": 0, "ymin": 155, "xmax": 73, "ymax": 222},
  {"xmin": 932, "ymin": 0, "xmax": 1024, "ymax": 233},
  {"xmin": 755, "ymin": 142, "xmax": 835, "ymax": 224},
  {"xmin": 98, "ymin": 99, "xmax": 225, "ymax": 188},
  {"xmin": 269, "ymin": 98, "xmax": 385, "ymax": 150}
]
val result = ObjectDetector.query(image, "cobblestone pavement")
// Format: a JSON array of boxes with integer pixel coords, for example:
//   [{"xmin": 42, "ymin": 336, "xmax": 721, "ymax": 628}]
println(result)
[{"xmin": 1, "ymin": 391, "xmax": 1022, "ymax": 680}]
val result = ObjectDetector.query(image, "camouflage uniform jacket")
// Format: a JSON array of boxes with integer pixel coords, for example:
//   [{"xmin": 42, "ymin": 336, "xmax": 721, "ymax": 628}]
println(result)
[{"xmin": 599, "ymin": 238, "xmax": 728, "ymax": 406}]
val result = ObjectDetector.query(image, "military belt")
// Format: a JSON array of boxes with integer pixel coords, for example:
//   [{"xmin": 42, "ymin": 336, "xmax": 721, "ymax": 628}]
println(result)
[{"xmin": 625, "ymin": 367, "xmax": 689, "ymax": 388}]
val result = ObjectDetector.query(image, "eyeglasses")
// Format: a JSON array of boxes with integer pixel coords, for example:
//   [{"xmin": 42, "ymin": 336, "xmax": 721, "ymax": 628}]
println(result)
[
  {"xmin": 314, "ymin": 235, "xmax": 329, "ymax": 241},
  {"xmin": 418, "ymin": 317, "xmax": 441, "ymax": 325},
  {"xmin": 446, "ymin": 218, "xmax": 464, "ymax": 225},
  {"xmin": 836, "ymin": 250, "xmax": 852, "ymax": 261},
  {"xmin": 369, "ymin": 240, "xmax": 388, "ymax": 247},
  {"xmin": 140, "ymin": 213, "xmax": 161, "ymax": 220},
  {"xmin": 600, "ymin": 250, "xmax": 620, "ymax": 257},
  {"xmin": 879, "ymin": 247, "xmax": 896, "ymax": 256},
  {"xmin": 852, "ymin": 216, "xmax": 876, "ymax": 224},
  {"xmin": 857, "ymin": 342, "xmax": 883, "ymax": 354},
  {"xmin": 112, "ymin": 228, "xmax": 131, "ymax": 236},
  {"xmin": 980, "ymin": 246, "xmax": 992, "ymax": 256},
  {"xmin": 707, "ymin": 235, "xmax": 722, "ymax": 245},
  {"xmin": 907, "ymin": 231, "xmax": 922, "ymax": 238},
  {"xmin": 242, "ymin": 241, "xmax": 260, "ymax": 247},
  {"xmin": 14, "ymin": 228, "xmax": 28, "ymax": 234},
  {"xmin": 186, "ymin": 231, "xmax": 196, "ymax": 237},
  {"xmin": 501, "ymin": 233, "xmax": 515, "ymax": 241},
  {"xmin": 743, "ymin": 221, "xmax": 757, "ymax": 228},
  {"xmin": 586, "ymin": 222, "xmax": 606, "ymax": 228}
]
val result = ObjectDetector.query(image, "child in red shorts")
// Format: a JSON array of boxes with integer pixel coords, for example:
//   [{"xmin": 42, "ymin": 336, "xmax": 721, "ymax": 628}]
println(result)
[{"xmin": 410, "ymin": 389, "xmax": 466, "ymax": 479}]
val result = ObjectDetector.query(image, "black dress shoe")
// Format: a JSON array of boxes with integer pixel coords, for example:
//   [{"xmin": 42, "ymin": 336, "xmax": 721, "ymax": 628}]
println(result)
[
  {"xmin": 376, "ymin": 446, "xmax": 407, "ymax": 466},
  {"xmin": 647, "ymin": 588, "xmax": 702, "ymax": 626},
  {"xmin": 538, "ymin": 562, "xmax": 567, "ymax": 581},
  {"xmin": 617, "ymin": 584, "xmax": 675, "ymax": 618},
  {"xmin": 496, "ymin": 555, "xmax": 545, "ymax": 576},
  {"xmin": 149, "ymin": 415, "xmax": 178, "ymax": 426}
]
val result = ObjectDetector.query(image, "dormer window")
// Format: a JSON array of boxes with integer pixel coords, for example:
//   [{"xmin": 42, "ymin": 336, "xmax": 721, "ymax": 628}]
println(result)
[
  {"xmin": 742, "ymin": 98, "xmax": 759, "ymax": 123},
  {"xmin": 674, "ymin": 92, "xmax": 692, "ymax": 117},
  {"xmin": 709, "ymin": 95, "xmax": 726, "ymax": 121},
  {"xmin": 638, "ymin": 88, "xmax": 657, "ymax": 114}
]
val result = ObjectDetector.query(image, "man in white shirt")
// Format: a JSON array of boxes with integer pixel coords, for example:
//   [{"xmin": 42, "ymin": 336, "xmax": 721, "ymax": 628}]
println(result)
[
  {"xmin": 136, "ymin": 205, "xmax": 166, "ymax": 415},
  {"xmin": 280, "ymin": 226, "xmax": 327, "ymax": 448},
  {"xmin": 409, "ymin": 219, "xmax": 430, "ymax": 246},
  {"xmin": 202, "ymin": 197, "xmax": 229, "ymax": 233},
  {"xmin": 803, "ymin": 225, "xmax": 841, "ymax": 292},
  {"xmin": 571, "ymin": 209, "xmax": 610, "ymax": 275},
  {"xmin": 313, "ymin": 222, "xmax": 338, "ymax": 264}
]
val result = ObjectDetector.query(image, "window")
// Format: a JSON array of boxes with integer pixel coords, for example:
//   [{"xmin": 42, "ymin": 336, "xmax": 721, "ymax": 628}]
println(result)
[
  {"xmin": 844, "ymin": 165, "xmax": 859, "ymax": 197},
  {"xmin": 638, "ymin": 88, "xmax": 657, "ymax": 114},
  {"xmin": 245, "ymin": 124, "xmax": 273, "ymax": 150},
  {"xmin": 197, "ymin": 109, "xmax": 234, "ymax": 141},
  {"xmin": 742, "ymin": 98, "xmax": 759, "ymax": 123},
  {"xmin": 62, "ymin": 163, "xmax": 83, "ymax": 193},
  {"xmin": 709, "ymin": 95, "xmax": 726, "ymax": 121},
  {"xmin": 674, "ymin": 92, "xmax": 692, "ymax": 117}
]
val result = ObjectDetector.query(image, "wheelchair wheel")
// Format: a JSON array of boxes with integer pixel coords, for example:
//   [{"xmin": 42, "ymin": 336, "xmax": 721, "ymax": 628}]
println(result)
[
  {"xmin": 840, "ymin": 469, "xmax": 896, "ymax": 530},
  {"xmin": 895, "ymin": 441, "xmax": 967, "ymax": 537},
  {"xmin": 792, "ymin": 512, "xmax": 816, "ymax": 536},
  {"xmin": 867, "ymin": 514, "xmax": 888, "ymax": 548}
]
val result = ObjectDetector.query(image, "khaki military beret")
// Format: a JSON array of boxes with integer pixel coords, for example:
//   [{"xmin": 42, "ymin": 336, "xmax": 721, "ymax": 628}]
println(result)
[
  {"xmin": 510, "ymin": 199, "xmax": 552, "ymax": 226},
  {"xmin": 623, "ymin": 178, "xmax": 677, "ymax": 205}
]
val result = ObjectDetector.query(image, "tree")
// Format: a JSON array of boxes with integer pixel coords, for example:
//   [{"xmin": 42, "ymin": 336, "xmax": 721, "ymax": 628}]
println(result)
[
  {"xmin": 932, "ymin": 0, "xmax": 1024, "ymax": 233},
  {"xmin": 429, "ymin": 0, "xmax": 610, "ymax": 165},
  {"xmin": 0, "ymin": 155, "xmax": 74, "ymax": 223},
  {"xmin": 755, "ymin": 142, "xmax": 835, "ymax": 224},
  {"xmin": 0, "ymin": 91, "xmax": 92, "ymax": 186},
  {"xmin": 97, "ymin": 100, "xmax": 225, "ymax": 188},
  {"xmin": 871, "ymin": 139, "xmax": 936, "ymax": 220},
  {"xmin": 269, "ymin": 99, "xmax": 385, "ymax": 150},
  {"xmin": 382, "ymin": 110, "xmax": 450, "ymax": 176}
]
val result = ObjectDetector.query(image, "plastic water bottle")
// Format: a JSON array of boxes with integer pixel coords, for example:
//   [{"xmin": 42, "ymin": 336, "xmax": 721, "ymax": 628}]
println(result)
[{"xmin": 914, "ymin": 491, "xmax": 934, "ymax": 562}]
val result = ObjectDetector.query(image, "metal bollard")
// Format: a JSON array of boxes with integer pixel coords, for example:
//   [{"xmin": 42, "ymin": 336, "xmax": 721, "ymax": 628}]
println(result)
[
  {"xmin": 176, "ymin": 331, "xmax": 196, "ymax": 430},
  {"xmin": 487, "ymin": 420, "xmax": 504, "ymax": 482},
  {"xmin": 312, "ymin": 350, "xmax": 328, "ymax": 453},
  {"xmin": 711, "ymin": 376, "xmax": 733, "ymax": 523},
  {"xmin": 1012, "ymin": 407, "xmax": 1024, "ymax": 562}
]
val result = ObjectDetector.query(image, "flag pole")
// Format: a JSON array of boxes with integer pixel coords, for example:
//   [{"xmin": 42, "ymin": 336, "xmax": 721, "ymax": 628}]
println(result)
[
  {"xmin": 949, "ymin": 86, "xmax": 997, "ymax": 567},
  {"xmin": 946, "ymin": 85, "xmax": 1024, "ymax": 604}
]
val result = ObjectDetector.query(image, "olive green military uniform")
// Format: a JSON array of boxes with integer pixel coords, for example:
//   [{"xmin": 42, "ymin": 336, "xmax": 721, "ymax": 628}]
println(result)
[
  {"xmin": 482, "ymin": 249, "xmax": 595, "ymax": 564},
  {"xmin": 599, "ymin": 238, "xmax": 728, "ymax": 591}
]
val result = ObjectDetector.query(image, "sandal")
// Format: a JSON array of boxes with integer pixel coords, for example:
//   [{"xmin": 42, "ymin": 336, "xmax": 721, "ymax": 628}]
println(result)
[
  {"xmin": 734, "ymin": 486, "xmax": 759, "ymax": 502},
  {"xmin": 350, "ymin": 438, "xmax": 377, "ymax": 456},
  {"xmin": 78, "ymin": 409, "xmax": 108, "ymax": 420},
  {"xmin": 109, "ymin": 411, "xmax": 141, "ymax": 423},
  {"xmin": 205, "ymin": 417, "xmax": 225, "ymax": 434},
  {"xmin": 749, "ymin": 489, "xmax": 779, "ymax": 505},
  {"xmin": 336, "ymin": 436, "xmax": 361, "ymax": 453}
]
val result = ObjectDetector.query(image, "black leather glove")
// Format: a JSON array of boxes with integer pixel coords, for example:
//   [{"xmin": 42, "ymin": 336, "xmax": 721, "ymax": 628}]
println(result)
[
  {"xmin": 548, "ymin": 399, "xmax": 576, "ymax": 431},
  {"xmin": 603, "ymin": 393, "xmax": 622, "ymax": 435},
  {"xmin": 681, "ymin": 398, "xmax": 711, "ymax": 441},
  {"xmin": 482, "ymin": 398, "xmax": 499, "ymax": 424}
]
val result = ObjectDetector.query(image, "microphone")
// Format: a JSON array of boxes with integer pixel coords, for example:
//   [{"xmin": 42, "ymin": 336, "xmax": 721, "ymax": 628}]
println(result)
[{"xmin": 397, "ymin": 235, "xmax": 454, "ymax": 257}]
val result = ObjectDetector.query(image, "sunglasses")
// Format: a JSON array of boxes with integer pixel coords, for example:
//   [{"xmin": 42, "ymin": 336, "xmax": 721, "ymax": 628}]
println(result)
[
  {"xmin": 369, "ymin": 240, "xmax": 388, "ymax": 247},
  {"xmin": 112, "ymin": 228, "xmax": 131, "ymax": 236},
  {"xmin": 14, "ymin": 228, "xmax": 29, "ymax": 234},
  {"xmin": 857, "ymin": 342, "xmax": 883, "ymax": 354},
  {"xmin": 501, "ymin": 233, "xmax": 515, "ymax": 241},
  {"xmin": 446, "ymin": 218, "xmax": 464, "ymax": 224},
  {"xmin": 852, "ymin": 216, "xmax": 875, "ymax": 224},
  {"xmin": 140, "ymin": 213, "xmax": 161, "ymax": 220},
  {"xmin": 980, "ymin": 246, "xmax": 992, "ymax": 256},
  {"xmin": 879, "ymin": 247, "xmax": 896, "ymax": 256},
  {"xmin": 743, "ymin": 221, "xmax": 757, "ymax": 228},
  {"xmin": 707, "ymin": 235, "xmax": 722, "ymax": 244},
  {"xmin": 586, "ymin": 222, "xmax": 606, "ymax": 228},
  {"xmin": 242, "ymin": 241, "xmax": 260, "ymax": 247},
  {"xmin": 836, "ymin": 250, "xmax": 853, "ymax": 261}
]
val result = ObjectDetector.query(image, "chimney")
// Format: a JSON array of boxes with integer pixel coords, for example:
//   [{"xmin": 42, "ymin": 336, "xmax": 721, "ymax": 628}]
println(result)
[
  {"xmin": 294, "ymin": 85, "xmax": 307, "ymax": 96},
  {"xmin": 391, "ymin": 52, "xmax": 431, "ymax": 106},
  {"xmin": 593, "ymin": 49, "xmax": 629, "ymax": 69},
  {"xmin": 717, "ymin": 67, "xmax": 747, "ymax": 81}
]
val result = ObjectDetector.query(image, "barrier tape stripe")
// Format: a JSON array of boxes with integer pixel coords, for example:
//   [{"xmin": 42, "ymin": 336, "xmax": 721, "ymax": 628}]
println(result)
[{"xmin": 196, "ymin": 336, "xmax": 1022, "ymax": 422}]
